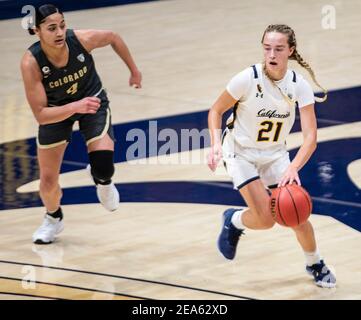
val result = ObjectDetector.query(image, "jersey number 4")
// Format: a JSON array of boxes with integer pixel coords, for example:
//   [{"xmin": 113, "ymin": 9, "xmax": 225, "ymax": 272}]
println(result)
[
  {"xmin": 257, "ymin": 121, "xmax": 283, "ymax": 142},
  {"xmin": 66, "ymin": 82, "xmax": 78, "ymax": 95}
]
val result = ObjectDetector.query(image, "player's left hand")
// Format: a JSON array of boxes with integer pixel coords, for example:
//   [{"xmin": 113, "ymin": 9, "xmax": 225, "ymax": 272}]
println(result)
[
  {"xmin": 129, "ymin": 70, "xmax": 142, "ymax": 89},
  {"xmin": 278, "ymin": 164, "xmax": 301, "ymax": 187}
]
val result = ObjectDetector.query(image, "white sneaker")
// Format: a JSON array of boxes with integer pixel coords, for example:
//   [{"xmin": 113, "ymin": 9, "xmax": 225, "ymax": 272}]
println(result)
[
  {"xmin": 96, "ymin": 183, "xmax": 120, "ymax": 212},
  {"xmin": 86, "ymin": 164, "xmax": 120, "ymax": 212},
  {"xmin": 32, "ymin": 215, "xmax": 64, "ymax": 244}
]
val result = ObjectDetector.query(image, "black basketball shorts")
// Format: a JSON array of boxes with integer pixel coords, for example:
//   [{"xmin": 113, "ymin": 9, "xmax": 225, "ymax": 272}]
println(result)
[{"xmin": 37, "ymin": 90, "xmax": 115, "ymax": 149}]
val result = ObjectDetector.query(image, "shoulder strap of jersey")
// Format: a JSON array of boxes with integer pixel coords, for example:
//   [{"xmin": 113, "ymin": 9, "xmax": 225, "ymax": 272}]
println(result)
[
  {"xmin": 66, "ymin": 29, "xmax": 90, "ymax": 55},
  {"xmin": 28, "ymin": 41, "xmax": 42, "ymax": 60},
  {"xmin": 27, "ymin": 41, "xmax": 50, "ymax": 73},
  {"xmin": 227, "ymin": 64, "xmax": 258, "ymax": 130},
  {"xmin": 252, "ymin": 64, "xmax": 258, "ymax": 79},
  {"xmin": 66, "ymin": 28, "xmax": 75, "ymax": 39}
]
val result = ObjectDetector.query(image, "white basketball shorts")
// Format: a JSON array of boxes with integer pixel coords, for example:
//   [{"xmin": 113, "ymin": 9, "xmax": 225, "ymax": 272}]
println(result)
[{"xmin": 222, "ymin": 131, "xmax": 291, "ymax": 190}]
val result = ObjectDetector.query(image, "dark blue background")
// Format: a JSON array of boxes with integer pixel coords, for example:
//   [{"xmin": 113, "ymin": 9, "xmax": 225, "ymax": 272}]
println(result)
[
  {"xmin": 1, "ymin": 85, "xmax": 360, "ymax": 231},
  {"xmin": 0, "ymin": 0, "xmax": 158, "ymax": 20}
]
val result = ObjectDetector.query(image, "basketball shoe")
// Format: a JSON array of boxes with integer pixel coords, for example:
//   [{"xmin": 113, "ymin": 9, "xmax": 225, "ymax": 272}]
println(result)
[
  {"xmin": 217, "ymin": 208, "xmax": 245, "ymax": 260},
  {"xmin": 32, "ymin": 214, "xmax": 64, "ymax": 244},
  {"xmin": 86, "ymin": 164, "xmax": 120, "ymax": 212},
  {"xmin": 306, "ymin": 260, "xmax": 336, "ymax": 288}
]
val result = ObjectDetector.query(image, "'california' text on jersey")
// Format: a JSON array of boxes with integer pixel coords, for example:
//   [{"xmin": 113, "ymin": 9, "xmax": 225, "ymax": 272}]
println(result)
[{"xmin": 226, "ymin": 63, "xmax": 307, "ymax": 149}]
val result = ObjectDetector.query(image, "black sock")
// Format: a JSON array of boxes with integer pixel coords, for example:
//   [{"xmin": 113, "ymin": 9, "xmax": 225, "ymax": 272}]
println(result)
[{"xmin": 47, "ymin": 207, "xmax": 63, "ymax": 221}]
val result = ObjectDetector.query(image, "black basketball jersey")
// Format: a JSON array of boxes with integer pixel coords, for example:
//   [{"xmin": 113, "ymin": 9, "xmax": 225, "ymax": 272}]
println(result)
[{"xmin": 28, "ymin": 29, "xmax": 103, "ymax": 106}]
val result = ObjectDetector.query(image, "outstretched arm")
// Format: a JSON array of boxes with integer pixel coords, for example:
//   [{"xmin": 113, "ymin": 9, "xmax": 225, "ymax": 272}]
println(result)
[{"xmin": 75, "ymin": 29, "xmax": 142, "ymax": 88}]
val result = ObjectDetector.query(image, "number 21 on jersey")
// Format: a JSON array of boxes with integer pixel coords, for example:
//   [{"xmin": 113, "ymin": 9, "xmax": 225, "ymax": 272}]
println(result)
[{"xmin": 257, "ymin": 121, "xmax": 284, "ymax": 142}]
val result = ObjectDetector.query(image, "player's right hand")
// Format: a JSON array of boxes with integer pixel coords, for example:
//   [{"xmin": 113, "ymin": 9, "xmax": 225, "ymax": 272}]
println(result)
[
  {"xmin": 73, "ymin": 97, "xmax": 101, "ymax": 114},
  {"xmin": 207, "ymin": 143, "xmax": 223, "ymax": 172}
]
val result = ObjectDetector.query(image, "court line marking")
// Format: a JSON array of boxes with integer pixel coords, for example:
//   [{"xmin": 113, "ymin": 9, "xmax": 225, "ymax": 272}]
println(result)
[
  {"xmin": 311, "ymin": 197, "xmax": 361, "ymax": 209},
  {"xmin": 199, "ymin": 181, "xmax": 361, "ymax": 209},
  {"xmin": 316, "ymin": 119, "xmax": 346, "ymax": 125},
  {"xmin": 0, "ymin": 291, "xmax": 61, "ymax": 300},
  {"xmin": 0, "ymin": 114, "xmax": 353, "ymax": 158},
  {"xmin": 0, "ymin": 275, "xmax": 147, "ymax": 300},
  {"xmin": 8, "ymin": 177, "xmax": 361, "ymax": 213},
  {"xmin": 0, "ymin": 260, "xmax": 255, "ymax": 300},
  {"xmin": 294, "ymin": 115, "xmax": 345, "ymax": 125},
  {"xmin": 0, "ymin": 151, "xmax": 88, "ymax": 168}
]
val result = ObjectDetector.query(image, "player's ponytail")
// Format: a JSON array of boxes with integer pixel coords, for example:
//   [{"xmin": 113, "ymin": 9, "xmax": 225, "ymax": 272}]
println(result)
[
  {"xmin": 27, "ymin": 4, "xmax": 63, "ymax": 35},
  {"xmin": 290, "ymin": 49, "xmax": 327, "ymax": 102},
  {"xmin": 28, "ymin": 27, "xmax": 36, "ymax": 35},
  {"xmin": 262, "ymin": 24, "xmax": 327, "ymax": 103}
]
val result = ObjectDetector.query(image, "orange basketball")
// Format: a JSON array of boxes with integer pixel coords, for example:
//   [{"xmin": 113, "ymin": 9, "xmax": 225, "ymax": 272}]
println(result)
[{"xmin": 269, "ymin": 184, "xmax": 312, "ymax": 227}]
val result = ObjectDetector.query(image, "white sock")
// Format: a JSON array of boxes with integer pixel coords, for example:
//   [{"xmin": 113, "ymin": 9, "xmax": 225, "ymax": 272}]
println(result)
[
  {"xmin": 231, "ymin": 209, "xmax": 247, "ymax": 230},
  {"xmin": 304, "ymin": 249, "xmax": 321, "ymax": 266}
]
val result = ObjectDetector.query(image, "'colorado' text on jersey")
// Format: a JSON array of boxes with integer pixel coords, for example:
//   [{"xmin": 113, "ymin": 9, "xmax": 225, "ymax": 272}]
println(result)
[{"xmin": 28, "ymin": 29, "xmax": 102, "ymax": 106}]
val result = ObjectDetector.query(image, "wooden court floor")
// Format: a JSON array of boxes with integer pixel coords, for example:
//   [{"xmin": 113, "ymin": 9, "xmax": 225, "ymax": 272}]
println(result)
[{"xmin": 0, "ymin": 0, "xmax": 360, "ymax": 299}]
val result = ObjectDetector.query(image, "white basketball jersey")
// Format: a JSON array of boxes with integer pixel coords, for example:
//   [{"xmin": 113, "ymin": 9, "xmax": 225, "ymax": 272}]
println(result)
[{"xmin": 225, "ymin": 63, "xmax": 314, "ymax": 149}]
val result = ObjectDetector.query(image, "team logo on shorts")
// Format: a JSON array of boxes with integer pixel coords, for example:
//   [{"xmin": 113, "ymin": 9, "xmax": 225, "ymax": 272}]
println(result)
[
  {"xmin": 42, "ymin": 66, "xmax": 51, "ymax": 78},
  {"xmin": 77, "ymin": 54, "xmax": 85, "ymax": 62}
]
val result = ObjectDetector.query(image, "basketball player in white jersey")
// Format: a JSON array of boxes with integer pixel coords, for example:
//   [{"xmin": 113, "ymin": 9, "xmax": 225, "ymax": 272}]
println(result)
[{"xmin": 208, "ymin": 24, "xmax": 336, "ymax": 288}]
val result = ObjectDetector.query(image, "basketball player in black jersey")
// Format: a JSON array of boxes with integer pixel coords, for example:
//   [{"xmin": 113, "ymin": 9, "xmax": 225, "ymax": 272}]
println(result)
[{"xmin": 20, "ymin": 4, "xmax": 142, "ymax": 244}]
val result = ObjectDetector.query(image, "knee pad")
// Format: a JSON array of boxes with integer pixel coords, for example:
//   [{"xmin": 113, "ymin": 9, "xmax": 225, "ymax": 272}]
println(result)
[{"xmin": 88, "ymin": 150, "xmax": 115, "ymax": 184}]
